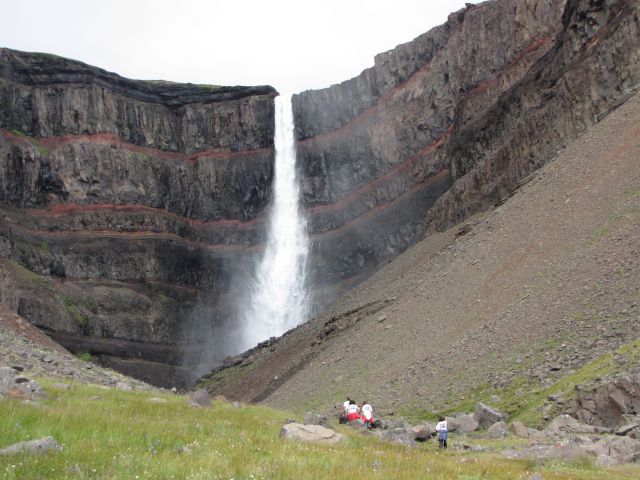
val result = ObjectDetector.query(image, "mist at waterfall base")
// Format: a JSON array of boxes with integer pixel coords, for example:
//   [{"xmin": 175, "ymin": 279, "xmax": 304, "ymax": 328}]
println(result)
[{"xmin": 183, "ymin": 94, "xmax": 311, "ymax": 381}]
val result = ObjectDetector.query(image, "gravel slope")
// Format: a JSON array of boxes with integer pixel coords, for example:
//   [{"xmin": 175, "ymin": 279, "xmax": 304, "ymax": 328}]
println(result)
[
  {"xmin": 203, "ymin": 91, "xmax": 640, "ymax": 416},
  {"xmin": 0, "ymin": 303, "xmax": 155, "ymax": 390}
]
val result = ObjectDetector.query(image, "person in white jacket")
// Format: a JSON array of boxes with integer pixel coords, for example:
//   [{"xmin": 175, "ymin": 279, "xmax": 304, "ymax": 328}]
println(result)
[
  {"xmin": 436, "ymin": 416, "xmax": 448, "ymax": 449},
  {"xmin": 362, "ymin": 401, "xmax": 373, "ymax": 429}
]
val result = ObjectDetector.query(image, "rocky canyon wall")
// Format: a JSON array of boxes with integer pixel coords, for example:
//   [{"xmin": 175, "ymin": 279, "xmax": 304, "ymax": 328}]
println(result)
[
  {"xmin": 2, "ymin": 0, "xmax": 639, "ymax": 388},
  {"xmin": 293, "ymin": 0, "xmax": 640, "ymax": 305},
  {"xmin": 0, "ymin": 49, "xmax": 277, "ymax": 386}
]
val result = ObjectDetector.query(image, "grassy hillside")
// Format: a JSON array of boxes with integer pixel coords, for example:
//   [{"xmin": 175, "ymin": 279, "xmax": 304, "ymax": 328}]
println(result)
[{"xmin": 2, "ymin": 381, "xmax": 640, "ymax": 479}]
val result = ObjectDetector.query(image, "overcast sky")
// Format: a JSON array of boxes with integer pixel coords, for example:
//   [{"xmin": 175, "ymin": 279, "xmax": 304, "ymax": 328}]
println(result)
[{"xmin": 1, "ymin": 0, "xmax": 473, "ymax": 94}]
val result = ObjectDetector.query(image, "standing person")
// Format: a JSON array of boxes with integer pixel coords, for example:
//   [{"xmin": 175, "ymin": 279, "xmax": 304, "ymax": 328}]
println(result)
[
  {"xmin": 361, "ymin": 401, "xmax": 373, "ymax": 429},
  {"xmin": 339, "ymin": 397, "xmax": 351, "ymax": 424},
  {"xmin": 436, "ymin": 416, "xmax": 448, "ymax": 449},
  {"xmin": 343, "ymin": 397, "xmax": 351, "ymax": 414},
  {"xmin": 346, "ymin": 399, "xmax": 361, "ymax": 422}
]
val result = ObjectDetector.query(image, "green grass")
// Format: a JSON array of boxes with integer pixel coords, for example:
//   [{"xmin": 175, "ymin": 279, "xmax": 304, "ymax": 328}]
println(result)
[
  {"xmin": 76, "ymin": 352, "xmax": 92, "ymax": 362},
  {"xmin": 8, "ymin": 129, "xmax": 49, "ymax": 156},
  {"xmin": 405, "ymin": 338, "xmax": 640, "ymax": 429},
  {"xmin": 58, "ymin": 294, "xmax": 87, "ymax": 327},
  {"xmin": 1, "ymin": 380, "xmax": 639, "ymax": 479}
]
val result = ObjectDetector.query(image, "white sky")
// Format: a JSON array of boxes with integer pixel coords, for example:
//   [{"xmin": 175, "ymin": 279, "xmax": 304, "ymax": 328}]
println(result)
[{"xmin": 0, "ymin": 0, "xmax": 473, "ymax": 94}]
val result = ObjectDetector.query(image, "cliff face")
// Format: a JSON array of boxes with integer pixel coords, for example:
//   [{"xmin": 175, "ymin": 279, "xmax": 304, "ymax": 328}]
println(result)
[
  {"xmin": 293, "ymin": 0, "xmax": 640, "ymax": 305},
  {"xmin": 0, "ymin": 49, "xmax": 277, "ymax": 386},
  {"xmin": 198, "ymin": 0, "xmax": 640, "ymax": 406}
]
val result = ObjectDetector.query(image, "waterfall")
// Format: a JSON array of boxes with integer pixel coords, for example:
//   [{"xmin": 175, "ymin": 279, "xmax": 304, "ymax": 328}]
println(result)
[{"xmin": 239, "ymin": 93, "xmax": 309, "ymax": 350}]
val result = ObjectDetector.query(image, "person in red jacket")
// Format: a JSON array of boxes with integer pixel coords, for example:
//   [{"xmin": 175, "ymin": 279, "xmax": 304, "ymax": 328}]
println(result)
[{"xmin": 345, "ymin": 400, "xmax": 361, "ymax": 422}]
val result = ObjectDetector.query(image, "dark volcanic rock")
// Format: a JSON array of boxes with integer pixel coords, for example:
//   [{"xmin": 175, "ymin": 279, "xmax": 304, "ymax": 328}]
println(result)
[
  {"xmin": 566, "ymin": 372, "xmax": 640, "ymax": 429},
  {"xmin": 292, "ymin": 0, "xmax": 640, "ymax": 308},
  {"xmin": 0, "ymin": 48, "xmax": 277, "ymax": 387}
]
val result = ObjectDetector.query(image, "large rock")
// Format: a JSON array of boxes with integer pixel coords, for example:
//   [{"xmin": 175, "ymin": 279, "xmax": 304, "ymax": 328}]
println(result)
[
  {"xmin": 544, "ymin": 414, "xmax": 610, "ymax": 436},
  {"xmin": 412, "ymin": 424, "xmax": 436, "ymax": 442},
  {"xmin": 509, "ymin": 420, "xmax": 543, "ymax": 439},
  {"xmin": 0, "ymin": 367, "xmax": 46, "ymax": 400},
  {"xmin": 304, "ymin": 412, "xmax": 330, "ymax": 427},
  {"xmin": 380, "ymin": 417, "xmax": 411, "ymax": 430},
  {"xmin": 0, "ymin": 437, "xmax": 62, "ymax": 455},
  {"xmin": 188, "ymin": 389, "xmax": 211, "ymax": 408},
  {"xmin": 487, "ymin": 421, "xmax": 510, "ymax": 439},
  {"xmin": 280, "ymin": 423, "xmax": 345, "ymax": 444},
  {"xmin": 474, "ymin": 403, "xmax": 505, "ymax": 429},
  {"xmin": 584, "ymin": 436, "xmax": 640, "ymax": 465},
  {"xmin": 451, "ymin": 414, "xmax": 480, "ymax": 434},
  {"xmin": 504, "ymin": 434, "xmax": 640, "ymax": 466},
  {"xmin": 379, "ymin": 427, "xmax": 417, "ymax": 447},
  {"xmin": 566, "ymin": 373, "xmax": 640, "ymax": 429}
]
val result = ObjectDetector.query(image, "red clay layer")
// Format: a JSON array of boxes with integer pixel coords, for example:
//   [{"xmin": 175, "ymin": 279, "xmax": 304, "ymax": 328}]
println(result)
[
  {"xmin": 25, "ymin": 203, "xmax": 264, "ymax": 229},
  {"xmin": 1, "ymin": 130, "xmax": 272, "ymax": 164},
  {"xmin": 5, "ymin": 221, "xmax": 264, "ymax": 255},
  {"xmin": 309, "ymin": 167, "xmax": 451, "ymax": 240},
  {"xmin": 306, "ymin": 128, "xmax": 452, "ymax": 216}
]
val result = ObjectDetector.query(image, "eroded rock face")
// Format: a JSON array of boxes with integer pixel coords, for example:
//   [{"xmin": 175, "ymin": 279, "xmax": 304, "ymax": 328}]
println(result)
[
  {"xmin": 293, "ymin": 0, "xmax": 640, "ymax": 305},
  {"xmin": 0, "ymin": 48, "xmax": 277, "ymax": 387},
  {"xmin": 566, "ymin": 373, "xmax": 640, "ymax": 428}
]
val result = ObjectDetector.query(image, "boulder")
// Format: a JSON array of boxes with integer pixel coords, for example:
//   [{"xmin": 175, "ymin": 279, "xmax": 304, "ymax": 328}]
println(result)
[
  {"xmin": 412, "ymin": 424, "xmax": 436, "ymax": 442},
  {"xmin": 280, "ymin": 423, "xmax": 345, "ymax": 444},
  {"xmin": 502, "ymin": 442, "xmax": 590, "ymax": 464},
  {"xmin": 453, "ymin": 414, "xmax": 480, "ymax": 434},
  {"xmin": 115, "ymin": 382, "xmax": 133, "ymax": 391},
  {"xmin": 544, "ymin": 414, "xmax": 610, "ymax": 436},
  {"xmin": 379, "ymin": 427, "xmax": 417, "ymax": 447},
  {"xmin": 566, "ymin": 372, "xmax": 640, "ymax": 428},
  {"xmin": 380, "ymin": 417, "xmax": 411, "ymax": 430},
  {"xmin": 0, "ymin": 367, "xmax": 46, "ymax": 400},
  {"xmin": 304, "ymin": 412, "xmax": 330, "ymax": 427},
  {"xmin": 474, "ymin": 403, "xmax": 505, "ymax": 428},
  {"xmin": 0, "ymin": 437, "xmax": 62, "ymax": 456},
  {"xmin": 509, "ymin": 421, "xmax": 530, "ymax": 438},
  {"xmin": 584, "ymin": 436, "xmax": 640, "ymax": 465},
  {"xmin": 189, "ymin": 389, "xmax": 211, "ymax": 408},
  {"xmin": 615, "ymin": 416, "xmax": 640, "ymax": 436},
  {"xmin": 488, "ymin": 421, "xmax": 510, "ymax": 439}
]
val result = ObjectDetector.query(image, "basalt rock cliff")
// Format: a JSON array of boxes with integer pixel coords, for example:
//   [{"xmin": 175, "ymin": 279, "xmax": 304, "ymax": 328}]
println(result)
[
  {"xmin": 294, "ymin": 0, "xmax": 640, "ymax": 305},
  {"xmin": 0, "ymin": 48, "xmax": 277, "ymax": 386},
  {"xmin": 200, "ymin": 0, "xmax": 640, "ymax": 403}
]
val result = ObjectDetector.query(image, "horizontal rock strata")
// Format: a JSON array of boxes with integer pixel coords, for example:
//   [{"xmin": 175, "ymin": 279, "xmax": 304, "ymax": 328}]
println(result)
[
  {"xmin": 0, "ymin": 48, "xmax": 277, "ymax": 386},
  {"xmin": 293, "ymin": 0, "xmax": 640, "ymax": 304}
]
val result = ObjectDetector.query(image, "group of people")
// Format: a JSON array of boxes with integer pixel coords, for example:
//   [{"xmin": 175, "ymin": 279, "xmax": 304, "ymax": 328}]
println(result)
[
  {"xmin": 341, "ymin": 398, "xmax": 375, "ymax": 429},
  {"xmin": 340, "ymin": 397, "xmax": 448, "ymax": 448}
]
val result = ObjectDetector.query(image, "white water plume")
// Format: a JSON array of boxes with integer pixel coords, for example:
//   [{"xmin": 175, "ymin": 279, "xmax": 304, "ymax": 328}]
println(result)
[{"xmin": 239, "ymin": 93, "xmax": 310, "ymax": 350}]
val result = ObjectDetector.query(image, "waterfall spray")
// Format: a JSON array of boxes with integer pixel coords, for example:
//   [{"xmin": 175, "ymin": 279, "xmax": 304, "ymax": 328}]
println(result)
[{"xmin": 239, "ymin": 93, "xmax": 309, "ymax": 350}]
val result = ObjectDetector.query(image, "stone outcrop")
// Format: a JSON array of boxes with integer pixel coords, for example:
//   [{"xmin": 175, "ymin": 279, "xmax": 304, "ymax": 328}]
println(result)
[
  {"xmin": 0, "ymin": 48, "xmax": 277, "ymax": 387},
  {"xmin": 292, "ymin": 0, "xmax": 640, "ymax": 304},
  {"xmin": 0, "ymin": 437, "xmax": 62, "ymax": 456},
  {"xmin": 279, "ymin": 423, "xmax": 345, "ymax": 443},
  {"xmin": 566, "ymin": 372, "xmax": 640, "ymax": 428},
  {"xmin": 0, "ymin": 366, "xmax": 46, "ymax": 400}
]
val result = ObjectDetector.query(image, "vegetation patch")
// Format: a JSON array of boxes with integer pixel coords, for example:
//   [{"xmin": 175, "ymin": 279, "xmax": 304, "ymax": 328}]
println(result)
[
  {"xmin": 59, "ymin": 294, "xmax": 87, "ymax": 327},
  {"xmin": 408, "ymin": 339, "xmax": 640, "ymax": 429},
  {"xmin": 1, "ymin": 380, "xmax": 639, "ymax": 479},
  {"xmin": 9, "ymin": 129, "xmax": 49, "ymax": 156}
]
